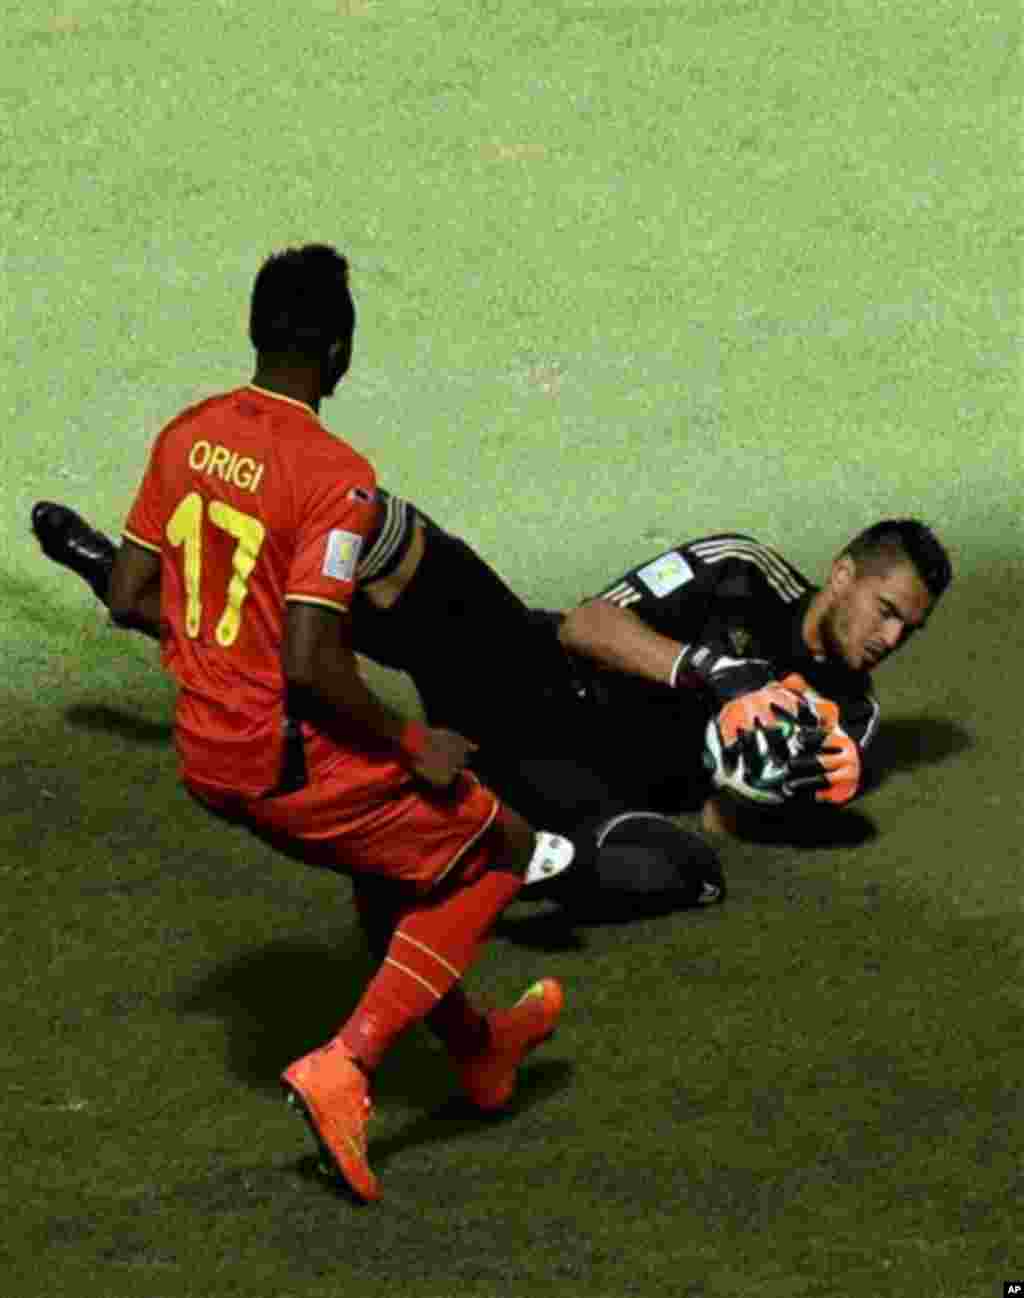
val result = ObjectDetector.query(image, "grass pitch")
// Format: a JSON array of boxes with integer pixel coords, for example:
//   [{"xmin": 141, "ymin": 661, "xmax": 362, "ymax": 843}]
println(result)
[{"xmin": 1, "ymin": 2, "xmax": 1021, "ymax": 1296}]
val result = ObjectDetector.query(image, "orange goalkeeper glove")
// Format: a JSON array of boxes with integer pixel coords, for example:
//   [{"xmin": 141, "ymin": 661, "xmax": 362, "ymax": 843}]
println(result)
[
  {"xmin": 715, "ymin": 681, "xmax": 808, "ymax": 747},
  {"xmin": 778, "ymin": 674, "xmax": 862, "ymax": 805}
]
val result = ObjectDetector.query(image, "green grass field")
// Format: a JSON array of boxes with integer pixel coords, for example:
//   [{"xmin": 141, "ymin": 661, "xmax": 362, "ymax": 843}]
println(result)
[{"xmin": 2, "ymin": 1, "xmax": 1021, "ymax": 1295}]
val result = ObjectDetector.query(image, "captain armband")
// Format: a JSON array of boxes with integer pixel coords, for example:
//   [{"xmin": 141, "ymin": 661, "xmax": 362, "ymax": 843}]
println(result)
[{"xmin": 356, "ymin": 490, "xmax": 416, "ymax": 585}]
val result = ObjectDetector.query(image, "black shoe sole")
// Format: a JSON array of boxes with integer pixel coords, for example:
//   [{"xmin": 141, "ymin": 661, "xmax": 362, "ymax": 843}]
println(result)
[{"xmin": 31, "ymin": 501, "xmax": 116, "ymax": 601}]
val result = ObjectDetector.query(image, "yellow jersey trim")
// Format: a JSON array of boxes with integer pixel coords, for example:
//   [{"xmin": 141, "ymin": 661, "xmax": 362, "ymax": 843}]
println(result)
[
  {"xmin": 245, "ymin": 384, "xmax": 320, "ymax": 420},
  {"xmin": 430, "ymin": 778, "xmax": 500, "ymax": 888},
  {"xmin": 122, "ymin": 529, "xmax": 160, "ymax": 555},
  {"xmin": 284, "ymin": 593, "xmax": 349, "ymax": 614}
]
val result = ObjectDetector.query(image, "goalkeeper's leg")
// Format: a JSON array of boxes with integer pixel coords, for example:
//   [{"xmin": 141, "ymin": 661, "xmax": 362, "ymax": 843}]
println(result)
[
  {"xmin": 31, "ymin": 502, "xmax": 116, "ymax": 603},
  {"xmin": 470, "ymin": 752, "xmax": 725, "ymax": 917},
  {"xmin": 522, "ymin": 809, "xmax": 725, "ymax": 918}
]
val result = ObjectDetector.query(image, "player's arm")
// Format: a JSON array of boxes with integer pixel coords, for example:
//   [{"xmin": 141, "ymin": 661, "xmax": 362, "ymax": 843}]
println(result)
[
  {"xmin": 560, "ymin": 553, "xmax": 784, "ymax": 714},
  {"xmin": 283, "ymin": 601, "xmax": 474, "ymax": 787},
  {"xmin": 558, "ymin": 599, "xmax": 684, "ymax": 687},
  {"xmin": 108, "ymin": 539, "xmax": 162, "ymax": 640},
  {"xmin": 559, "ymin": 545, "xmax": 721, "ymax": 688}
]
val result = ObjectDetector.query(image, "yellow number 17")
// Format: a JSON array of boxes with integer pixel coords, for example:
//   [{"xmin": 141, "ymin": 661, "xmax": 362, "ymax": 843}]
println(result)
[{"xmin": 166, "ymin": 491, "xmax": 266, "ymax": 647}]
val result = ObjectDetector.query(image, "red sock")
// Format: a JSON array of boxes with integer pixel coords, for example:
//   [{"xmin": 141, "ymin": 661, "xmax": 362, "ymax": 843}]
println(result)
[
  {"xmin": 339, "ymin": 864, "xmax": 522, "ymax": 1072},
  {"xmin": 426, "ymin": 984, "xmax": 489, "ymax": 1058}
]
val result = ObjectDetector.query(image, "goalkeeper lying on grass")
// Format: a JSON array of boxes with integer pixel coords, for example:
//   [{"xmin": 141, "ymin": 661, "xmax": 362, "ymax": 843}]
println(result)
[
  {"xmin": 555, "ymin": 519, "xmax": 951, "ymax": 835},
  {"xmin": 32, "ymin": 497, "xmax": 950, "ymax": 892}
]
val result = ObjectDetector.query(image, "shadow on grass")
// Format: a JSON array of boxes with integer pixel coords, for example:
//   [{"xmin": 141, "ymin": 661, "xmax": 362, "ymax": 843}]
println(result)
[
  {"xmin": 697, "ymin": 802, "xmax": 879, "ymax": 850},
  {"xmin": 179, "ymin": 938, "xmax": 377, "ymax": 1094},
  {"xmin": 863, "ymin": 716, "xmax": 973, "ymax": 789},
  {"xmin": 288, "ymin": 1053, "xmax": 574, "ymax": 1202},
  {"xmin": 493, "ymin": 884, "xmax": 730, "ymax": 950},
  {"xmin": 368, "ymin": 1055, "xmax": 573, "ymax": 1170},
  {"xmin": 179, "ymin": 937, "xmax": 574, "ymax": 1106},
  {"xmin": 65, "ymin": 701, "xmax": 172, "ymax": 745},
  {"xmin": 180, "ymin": 936, "xmax": 574, "ymax": 1197},
  {"xmin": 688, "ymin": 716, "xmax": 971, "ymax": 852},
  {"xmin": 493, "ymin": 906, "xmax": 588, "ymax": 951}
]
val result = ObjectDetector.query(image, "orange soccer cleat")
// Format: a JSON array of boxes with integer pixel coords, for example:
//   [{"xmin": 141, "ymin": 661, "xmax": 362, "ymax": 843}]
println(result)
[
  {"xmin": 281, "ymin": 1041, "xmax": 379, "ymax": 1202},
  {"xmin": 455, "ymin": 978, "xmax": 564, "ymax": 1112}
]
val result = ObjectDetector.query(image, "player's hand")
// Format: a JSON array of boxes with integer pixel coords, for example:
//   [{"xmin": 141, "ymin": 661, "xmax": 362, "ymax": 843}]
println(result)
[
  {"xmin": 411, "ymin": 727, "xmax": 478, "ymax": 788},
  {"xmin": 703, "ymin": 656, "xmax": 775, "ymax": 702},
  {"xmin": 777, "ymin": 676, "xmax": 862, "ymax": 804},
  {"xmin": 784, "ymin": 727, "xmax": 861, "ymax": 804},
  {"xmin": 715, "ymin": 681, "xmax": 806, "ymax": 747}
]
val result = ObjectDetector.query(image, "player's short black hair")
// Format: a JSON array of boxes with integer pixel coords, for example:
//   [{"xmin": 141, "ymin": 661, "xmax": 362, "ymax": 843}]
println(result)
[
  {"xmin": 249, "ymin": 243, "xmax": 355, "ymax": 355},
  {"xmin": 841, "ymin": 519, "xmax": 953, "ymax": 599}
]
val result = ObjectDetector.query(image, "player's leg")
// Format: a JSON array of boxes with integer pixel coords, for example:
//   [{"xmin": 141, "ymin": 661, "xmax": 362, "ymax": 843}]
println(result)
[
  {"xmin": 349, "ymin": 845, "xmax": 564, "ymax": 1108},
  {"xmin": 472, "ymin": 751, "xmax": 629, "ymax": 836},
  {"xmin": 350, "ymin": 875, "xmax": 491, "ymax": 1062},
  {"xmin": 385, "ymin": 541, "xmax": 724, "ymax": 915},
  {"xmin": 332, "ymin": 804, "xmax": 565, "ymax": 1085},
  {"xmin": 357, "ymin": 517, "xmax": 577, "ymax": 749},
  {"xmin": 31, "ymin": 502, "xmax": 117, "ymax": 602},
  {"xmin": 470, "ymin": 751, "xmax": 725, "ymax": 917},
  {"xmin": 282, "ymin": 814, "xmax": 568, "ymax": 1200},
  {"xmin": 553, "ymin": 810, "xmax": 725, "ymax": 918},
  {"xmin": 241, "ymin": 770, "xmax": 570, "ymax": 1200}
]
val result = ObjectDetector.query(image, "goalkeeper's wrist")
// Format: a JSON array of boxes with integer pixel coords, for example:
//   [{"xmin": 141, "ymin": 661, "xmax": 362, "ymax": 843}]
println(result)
[
  {"xmin": 670, "ymin": 642, "xmax": 724, "ymax": 688},
  {"xmin": 670, "ymin": 642, "xmax": 773, "ymax": 700}
]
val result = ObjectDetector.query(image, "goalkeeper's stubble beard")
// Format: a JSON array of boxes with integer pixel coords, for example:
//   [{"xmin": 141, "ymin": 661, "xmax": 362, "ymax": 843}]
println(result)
[{"xmin": 819, "ymin": 602, "xmax": 858, "ymax": 672}]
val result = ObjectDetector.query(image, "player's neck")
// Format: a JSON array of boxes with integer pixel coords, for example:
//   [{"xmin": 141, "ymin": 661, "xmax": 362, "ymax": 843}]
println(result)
[
  {"xmin": 801, "ymin": 589, "xmax": 829, "ymax": 657},
  {"xmin": 249, "ymin": 366, "xmax": 321, "ymax": 414}
]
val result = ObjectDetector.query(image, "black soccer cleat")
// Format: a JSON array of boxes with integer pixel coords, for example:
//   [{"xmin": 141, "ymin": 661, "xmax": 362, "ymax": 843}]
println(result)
[{"xmin": 31, "ymin": 501, "xmax": 117, "ymax": 603}]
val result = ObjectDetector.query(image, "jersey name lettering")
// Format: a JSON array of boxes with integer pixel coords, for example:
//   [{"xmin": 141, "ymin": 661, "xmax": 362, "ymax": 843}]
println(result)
[{"xmin": 188, "ymin": 439, "xmax": 265, "ymax": 493}]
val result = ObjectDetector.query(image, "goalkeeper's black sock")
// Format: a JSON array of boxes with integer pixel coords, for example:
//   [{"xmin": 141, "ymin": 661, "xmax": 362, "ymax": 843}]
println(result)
[{"xmin": 31, "ymin": 502, "xmax": 117, "ymax": 604}]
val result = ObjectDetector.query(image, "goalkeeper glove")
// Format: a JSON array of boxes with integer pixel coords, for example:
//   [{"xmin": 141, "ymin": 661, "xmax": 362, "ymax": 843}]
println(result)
[
  {"xmin": 778, "ymin": 675, "xmax": 862, "ymax": 805},
  {"xmin": 671, "ymin": 643, "xmax": 810, "ymax": 742},
  {"xmin": 714, "ymin": 680, "xmax": 814, "ymax": 747},
  {"xmin": 670, "ymin": 643, "xmax": 776, "ymax": 702},
  {"xmin": 704, "ymin": 715, "xmax": 794, "ymax": 806}
]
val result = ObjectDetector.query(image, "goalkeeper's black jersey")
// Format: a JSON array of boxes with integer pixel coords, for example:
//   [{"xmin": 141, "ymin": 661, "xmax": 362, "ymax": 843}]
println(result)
[{"xmin": 568, "ymin": 532, "xmax": 881, "ymax": 752}]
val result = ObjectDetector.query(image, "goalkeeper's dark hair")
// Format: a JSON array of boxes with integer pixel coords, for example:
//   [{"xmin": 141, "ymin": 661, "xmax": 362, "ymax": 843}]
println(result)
[
  {"xmin": 249, "ymin": 244, "xmax": 355, "ymax": 356},
  {"xmin": 840, "ymin": 519, "xmax": 953, "ymax": 599}
]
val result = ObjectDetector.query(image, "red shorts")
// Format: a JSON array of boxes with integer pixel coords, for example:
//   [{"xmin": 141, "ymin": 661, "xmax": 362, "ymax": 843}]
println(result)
[{"xmin": 186, "ymin": 747, "xmax": 500, "ymax": 892}]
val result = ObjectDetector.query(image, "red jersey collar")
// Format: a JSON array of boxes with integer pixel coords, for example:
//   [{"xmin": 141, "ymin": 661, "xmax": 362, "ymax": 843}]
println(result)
[{"xmin": 245, "ymin": 383, "xmax": 320, "ymax": 419}]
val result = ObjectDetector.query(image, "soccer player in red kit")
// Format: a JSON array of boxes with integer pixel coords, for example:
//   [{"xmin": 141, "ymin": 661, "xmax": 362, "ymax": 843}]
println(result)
[{"xmin": 106, "ymin": 244, "xmax": 572, "ymax": 1202}]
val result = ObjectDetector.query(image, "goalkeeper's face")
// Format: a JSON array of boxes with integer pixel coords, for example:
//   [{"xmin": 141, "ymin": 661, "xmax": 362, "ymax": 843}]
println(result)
[{"xmin": 822, "ymin": 559, "xmax": 932, "ymax": 672}]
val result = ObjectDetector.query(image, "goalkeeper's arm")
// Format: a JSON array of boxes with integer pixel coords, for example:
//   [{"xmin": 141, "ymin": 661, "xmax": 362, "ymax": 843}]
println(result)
[
  {"xmin": 558, "ymin": 599, "xmax": 691, "ymax": 686},
  {"xmin": 559, "ymin": 600, "xmax": 778, "ymax": 697},
  {"xmin": 560, "ymin": 599, "xmax": 813, "ymax": 750}
]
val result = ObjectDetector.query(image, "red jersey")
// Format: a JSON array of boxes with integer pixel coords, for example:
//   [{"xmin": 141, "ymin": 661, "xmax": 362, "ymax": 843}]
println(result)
[{"xmin": 123, "ymin": 384, "xmax": 378, "ymax": 797}]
